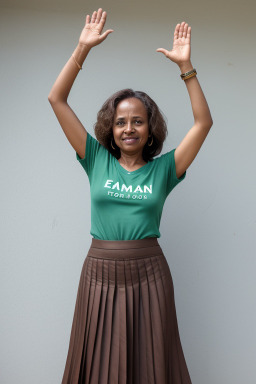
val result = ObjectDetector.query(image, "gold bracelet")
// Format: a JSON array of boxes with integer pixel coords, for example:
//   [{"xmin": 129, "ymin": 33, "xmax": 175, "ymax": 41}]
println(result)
[
  {"xmin": 180, "ymin": 68, "xmax": 197, "ymax": 80},
  {"xmin": 183, "ymin": 71, "xmax": 197, "ymax": 81},
  {"xmin": 72, "ymin": 54, "xmax": 82, "ymax": 70}
]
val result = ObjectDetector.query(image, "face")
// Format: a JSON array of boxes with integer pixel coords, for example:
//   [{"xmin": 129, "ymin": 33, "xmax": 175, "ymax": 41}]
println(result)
[{"xmin": 112, "ymin": 97, "xmax": 150, "ymax": 158}]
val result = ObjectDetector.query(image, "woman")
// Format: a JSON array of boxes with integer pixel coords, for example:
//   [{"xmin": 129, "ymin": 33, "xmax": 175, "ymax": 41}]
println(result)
[{"xmin": 48, "ymin": 8, "xmax": 212, "ymax": 384}]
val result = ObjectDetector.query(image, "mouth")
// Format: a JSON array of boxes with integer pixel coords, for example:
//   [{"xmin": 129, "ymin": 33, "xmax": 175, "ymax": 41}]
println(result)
[{"xmin": 122, "ymin": 137, "xmax": 139, "ymax": 144}]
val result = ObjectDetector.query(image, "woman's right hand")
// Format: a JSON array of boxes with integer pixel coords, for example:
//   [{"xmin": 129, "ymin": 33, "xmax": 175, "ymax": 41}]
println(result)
[{"xmin": 78, "ymin": 8, "xmax": 113, "ymax": 49}]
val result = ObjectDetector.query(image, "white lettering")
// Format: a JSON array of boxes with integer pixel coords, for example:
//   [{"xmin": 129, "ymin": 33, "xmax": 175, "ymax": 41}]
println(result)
[
  {"xmin": 106, "ymin": 192, "xmax": 148, "ymax": 200},
  {"xmin": 121, "ymin": 184, "xmax": 132, "ymax": 193},
  {"xmin": 105, "ymin": 179, "xmax": 152, "ymax": 194},
  {"xmin": 112, "ymin": 182, "xmax": 120, "ymax": 190},
  {"xmin": 134, "ymin": 185, "xmax": 143, "ymax": 193},
  {"xmin": 144, "ymin": 185, "xmax": 152, "ymax": 194},
  {"xmin": 104, "ymin": 179, "xmax": 113, "ymax": 188}
]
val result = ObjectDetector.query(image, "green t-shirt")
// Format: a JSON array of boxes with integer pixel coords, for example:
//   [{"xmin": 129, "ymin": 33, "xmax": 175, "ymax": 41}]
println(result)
[{"xmin": 76, "ymin": 132, "xmax": 186, "ymax": 240}]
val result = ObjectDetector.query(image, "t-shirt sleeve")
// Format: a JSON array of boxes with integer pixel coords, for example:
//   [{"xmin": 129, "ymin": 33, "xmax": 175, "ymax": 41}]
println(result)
[
  {"xmin": 160, "ymin": 148, "xmax": 187, "ymax": 196},
  {"xmin": 75, "ymin": 132, "xmax": 101, "ymax": 178}
]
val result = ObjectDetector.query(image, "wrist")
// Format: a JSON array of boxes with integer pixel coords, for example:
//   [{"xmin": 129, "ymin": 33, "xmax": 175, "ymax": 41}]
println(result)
[
  {"xmin": 178, "ymin": 61, "xmax": 193, "ymax": 74},
  {"xmin": 71, "ymin": 43, "xmax": 91, "ymax": 69},
  {"xmin": 77, "ymin": 41, "xmax": 92, "ymax": 53}
]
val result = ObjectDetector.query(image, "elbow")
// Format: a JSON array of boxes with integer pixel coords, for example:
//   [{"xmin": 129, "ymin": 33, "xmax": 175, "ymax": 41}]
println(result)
[
  {"xmin": 48, "ymin": 93, "xmax": 67, "ymax": 105},
  {"xmin": 208, "ymin": 109, "xmax": 213, "ymax": 128},
  {"xmin": 203, "ymin": 114, "xmax": 213, "ymax": 130},
  {"xmin": 48, "ymin": 93, "xmax": 56, "ymax": 104},
  {"xmin": 48, "ymin": 87, "xmax": 53, "ymax": 102},
  {"xmin": 48, "ymin": 87, "xmax": 59, "ymax": 104},
  {"xmin": 208, "ymin": 116, "xmax": 213, "ymax": 129},
  {"xmin": 48, "ymin": 93, "xmax": 54, "ymax": 104},
  {"xmin": 48, "ymin": 94, "xmax": 60, "ymax": 105},
  {"xmin": 196, "ymin": 117, "xmax": 213, "ymax": 131}
]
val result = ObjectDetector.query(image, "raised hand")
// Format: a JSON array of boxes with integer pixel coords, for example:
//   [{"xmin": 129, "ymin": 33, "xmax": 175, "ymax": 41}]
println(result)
[
  {"xmin": 157, "ymin": 22, "xmax": 191, "ymax": 66},
  {"xmin": 78, "ymin": 8, "xmax": 113, "ymax": 49}
]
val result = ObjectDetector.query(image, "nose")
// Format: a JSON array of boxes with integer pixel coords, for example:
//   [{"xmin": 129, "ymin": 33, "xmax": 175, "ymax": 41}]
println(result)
[{"xmin": 124, "ymin": 122, "xmax": 134, "ymax": 133}]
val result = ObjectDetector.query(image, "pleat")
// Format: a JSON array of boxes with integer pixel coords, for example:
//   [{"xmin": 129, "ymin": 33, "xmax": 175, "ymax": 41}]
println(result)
[
  {"xmin": 165, "ymin": 270, "xmax": 192, "ymax": 384},
  {"xmin": 62, "ymin": 238, "xmax": 192, "ymax": 384},
  {"xmin": 131, "ymin": 264, "xmax": 141, "ymax": 384},
  {"xmin": 98, "ymin": 261, "xmax": 115, "ymax": 384},
  {"xmin": 138, "ymin": 257, "xmax": 156, "ymax": 384},
  {"xmin": 169, "ymin": 278, "xmax": 183, "ymax": 383},
  {"xmin": 62, "ymin": 257, "xmax": 91, "ymax": 384},
  {"xmin": 118, "ymin": 260, "xmax": 127, "ymax": 384},
  {"xmin": 78, "ymin": 258, "xmax": 97, "ymax": 383},
  {"xmin": 150, "ymin": 256, "xmax": 169, "ymax": 377},
  {"xmin": 138, "ymin": 274, "xmax": 148, "ymax": 384},
  {"xmin": 155, "ymin": 255, "xmax": 173, "ymax": 383},
  {"xmin": 83, "ymin": 259, "xmax": 101, "ymax": 383},
  {"xmin": 88, "ymin": 259, "xmax": 108, "ymax": 384},
  {"xmin": 145, "ymin": 256, "xmax": 167, "ymax": 383},
  {"xmin": 108, "ymin": 260, "xmax": 119, "ymax": 383},
  {"xmin": 134, "ymin": 258, "xmax": 149, "ymax": 384},
  {"xmin": 124, "ymin": 259, "xmax": 134, "ymax": 384}
]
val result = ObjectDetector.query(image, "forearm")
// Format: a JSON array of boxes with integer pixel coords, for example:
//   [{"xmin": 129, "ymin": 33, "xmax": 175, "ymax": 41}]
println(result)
[
  {"xmin": 48, "ymin": 43, "xmax": 91, "ymax": 103},
  {"xmin": 179, "ymin": 61, "xmax": 213, "ymax": 128}
]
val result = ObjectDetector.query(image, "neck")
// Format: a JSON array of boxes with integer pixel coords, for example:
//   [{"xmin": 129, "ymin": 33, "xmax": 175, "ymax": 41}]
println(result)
[{"xmin": 119, "ymin": 151, "xmax": 146, "ymax": 167}]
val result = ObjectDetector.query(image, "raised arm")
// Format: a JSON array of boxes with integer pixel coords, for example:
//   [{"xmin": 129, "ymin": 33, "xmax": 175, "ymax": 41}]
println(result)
[
  {"xmin": 157, "ymin": 22, "xmax": 213, "ymax": 179},
  {"xmin": 48, "ymin": 8, "xmax": 113, "ymax": 159}
]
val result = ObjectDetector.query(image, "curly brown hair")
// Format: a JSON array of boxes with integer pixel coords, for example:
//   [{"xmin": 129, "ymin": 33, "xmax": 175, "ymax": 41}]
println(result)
[{"xmin": 94, "ymin": 89, "xmax": 168, "ymax": 162}]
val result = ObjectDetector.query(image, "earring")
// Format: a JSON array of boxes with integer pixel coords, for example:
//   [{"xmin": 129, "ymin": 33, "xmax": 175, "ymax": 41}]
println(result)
[
  {"xmin": 111, "ymin": 138, "xmax": 116, "ymax": 150},
  {"xmin": 148, "ymin": 135, "xmax": 153, "ymax": 146}
]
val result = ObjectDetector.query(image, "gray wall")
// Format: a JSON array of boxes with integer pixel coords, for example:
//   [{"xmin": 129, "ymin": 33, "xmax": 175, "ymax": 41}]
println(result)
[{"xmin": 1, "ymin": 0, "xmax": 255, "ymax": 383}]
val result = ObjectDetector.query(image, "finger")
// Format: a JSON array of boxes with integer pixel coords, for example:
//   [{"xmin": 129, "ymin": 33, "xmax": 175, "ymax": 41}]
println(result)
[
  {"xmin": 156, "ymin": 48, "xmax": 170, "ymax": 58},
  {"xmin": 99, "ymin": 11, "xmax": 107, "ymax": 29},
  {"xmin": 85, "ymin": 14, "xmax": 90, "ymax": 25},
  {"xmin": 187, "ymin": 26, "xmax": 191, "ymax": 40},
  {"xmin": 99, "ymin": 29, "xmax": 114, "ymax": 42},
  {"xmin": 95, "ymin": 8, "xmax": 103, "ymax": 24},
  {"xmin": 174, "ymin": 23, "xmax": 180, "ymax": 40},
  {"xmin": 179, "ymin": 22, "xmax": 185, "ymax": 38},
  {"xmin": 91, "ymin": 11, "xmax": 97, "ymax": 23},
  {"xmin": 183, "ymin": 23, "xmax": 188, "ymax": 38}
]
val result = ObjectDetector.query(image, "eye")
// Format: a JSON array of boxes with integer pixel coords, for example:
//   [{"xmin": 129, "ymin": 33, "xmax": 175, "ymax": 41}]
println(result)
[
  {"xmin": 135, "ymin": 120, "xmax": 142, "ymax": 124},
  {"xmin": 116, "ymin": 121, "xmax": 124, "ymax": 126}
]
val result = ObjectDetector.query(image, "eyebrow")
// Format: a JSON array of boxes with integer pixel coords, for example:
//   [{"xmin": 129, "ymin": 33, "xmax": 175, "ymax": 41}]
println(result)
[{"xmin": 116, "ymin": 116, "xmax": 143, "ymax": 120}]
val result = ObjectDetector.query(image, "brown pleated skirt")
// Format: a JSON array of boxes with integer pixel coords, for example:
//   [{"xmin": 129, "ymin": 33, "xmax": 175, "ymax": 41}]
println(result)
[{"xmin": 62, "ymin": 237, "xmax": 192, "ymax": 384}]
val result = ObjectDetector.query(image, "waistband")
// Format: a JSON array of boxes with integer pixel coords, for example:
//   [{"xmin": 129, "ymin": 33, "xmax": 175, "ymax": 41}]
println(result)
[{"xmin": 87, "ymin": 237, "xmax": 163, "ymax": 260}]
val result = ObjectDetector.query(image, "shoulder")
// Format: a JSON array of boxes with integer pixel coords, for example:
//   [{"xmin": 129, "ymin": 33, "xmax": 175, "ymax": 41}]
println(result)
[
  {"xmin": 153, "ymin": 149, "xmax": 176, "ymax": 164},
  {"xmin": 87, "ymin": 132, "xmax": 110, "ymax": 154}
]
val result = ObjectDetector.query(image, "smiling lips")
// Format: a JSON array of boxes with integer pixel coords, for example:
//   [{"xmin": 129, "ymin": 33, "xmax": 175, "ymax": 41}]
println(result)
[{"xmin": 122, "ymin": 137, "xmax": 139, "ymax": 143}]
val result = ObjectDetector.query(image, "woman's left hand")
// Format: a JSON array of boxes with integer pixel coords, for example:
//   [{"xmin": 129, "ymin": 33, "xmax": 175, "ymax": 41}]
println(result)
[{"xmin": 156, "ymin": 22, "xmax": 191, "ymax": 66}]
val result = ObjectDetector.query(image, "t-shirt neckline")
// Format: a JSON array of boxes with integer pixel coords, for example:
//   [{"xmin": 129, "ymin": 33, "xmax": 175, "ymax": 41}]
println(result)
[{"xmin": 115, "ymin": 157, "xmax": 151, "ymax": 175}]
